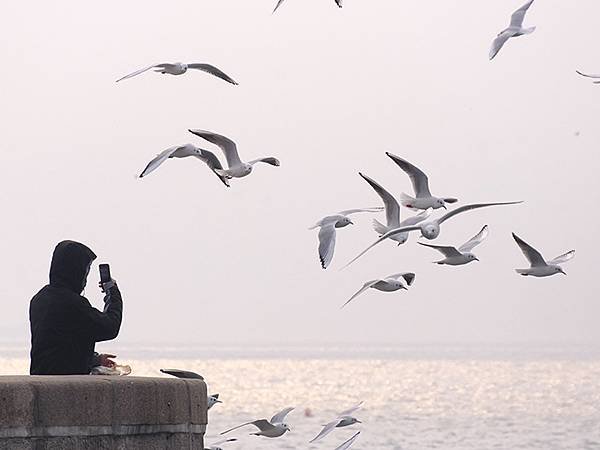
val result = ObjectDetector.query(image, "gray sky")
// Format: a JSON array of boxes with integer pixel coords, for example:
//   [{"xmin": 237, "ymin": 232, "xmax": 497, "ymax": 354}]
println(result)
[{"xmin": 1, "ymin": 0, "xmax": 599, "ymax": 347}]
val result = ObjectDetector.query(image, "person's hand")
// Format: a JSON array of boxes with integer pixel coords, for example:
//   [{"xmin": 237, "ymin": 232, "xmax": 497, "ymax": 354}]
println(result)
[
  {"xmin": 98, "ymin": 354, "xmax": 117, "ymax": 368},
  {"xmin": 99, "ymin": 279, "xmax": 116, "ymax": 293}
]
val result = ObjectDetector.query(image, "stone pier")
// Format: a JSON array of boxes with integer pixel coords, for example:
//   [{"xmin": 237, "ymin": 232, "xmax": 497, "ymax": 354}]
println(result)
[{"xmin": 0, "ymin": 376, "xmax": 207, "ymax": 450}]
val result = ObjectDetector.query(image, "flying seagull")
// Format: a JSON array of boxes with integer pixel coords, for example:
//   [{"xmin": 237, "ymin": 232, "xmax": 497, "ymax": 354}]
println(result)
[
  {"xmin": 160, "ymin": 369, "xmax": 221, "ymax": 410},
  {"xmin": 342, "ymin": 273, "xmax": 415, "ymax": 309},
  {"xmin": 386, "ymin": 153, "xmax": 458, "ymax": 210},
  {"xmin": 512, "ymin": 233, "xmax": 574, "ymax": 277},
  {"xmin": 310, "ymin": 401, "xmax": 364, "ymax": 443},
  {"xmin": 160, "ymin": 369, "xmax": 204, "ymax": 379},
  {"xmin": 334, "ymin": 431, "xmax": 361, "ymax": 450},
  {"xmin": 489, "ymin": 0, "xmax": 536, "ymax": 60},
  {"xmin": 116, "ymin": 62, "xmax": 238, "ymax": 84},
  {"xmin": 221, "ymin": 407, "xmax": 294, "ymax": 438},
  {"xmin": 309, "ymin": 208, "xmax": 383, "ymax": 269},
  {"xmin": 188, "ymin": 129, "xmax": 280, "ymax": 180},
  {"xmin": 139, "ymin": 143, "xmax": 230, "ymax": 187},
  {"xmin": 576, "ymin": 70, "xmax": 600, "ymax": 84},
  {"xmin": 344, "ymin": 202, "xmax": 522, "ymax": 267},
  {"xmin": 207, "ymin": 394, "xmax": 222, "ymax": 410},
  {"xmin": 204, "ymin": 438, "xmax": 237, "ymax": 450},
  {"xmin": 359, "ymin": 172, "xmax": 431, "ymax": 244},
  {"xmin": 273, "ymin": 0, "xmax": 342, "ymax": 14},
  {"xmin": 419, "ymin": 225, "xmax": 488, "ymax": 266}
]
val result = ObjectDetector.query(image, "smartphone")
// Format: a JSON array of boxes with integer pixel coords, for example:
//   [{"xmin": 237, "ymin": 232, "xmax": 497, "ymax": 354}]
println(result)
[{"xmin": 99, "ymin": 264, "xmax": 112, "ymax": 283}]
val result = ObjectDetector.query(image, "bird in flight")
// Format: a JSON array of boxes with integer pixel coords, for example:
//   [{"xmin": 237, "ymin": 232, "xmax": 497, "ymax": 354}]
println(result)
[
  {"xmin": 512, "ymin": 233, "xmax": 574, "ymax": 277},
  {"xmin": 489, "ymin": 0, "xmax": 536, "ymax": 60}
]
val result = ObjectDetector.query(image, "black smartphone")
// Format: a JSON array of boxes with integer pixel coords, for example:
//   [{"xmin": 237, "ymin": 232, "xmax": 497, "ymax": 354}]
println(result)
[{"xmin": 99, "ymin": 264, "xmax": 111, "ymax": 283}]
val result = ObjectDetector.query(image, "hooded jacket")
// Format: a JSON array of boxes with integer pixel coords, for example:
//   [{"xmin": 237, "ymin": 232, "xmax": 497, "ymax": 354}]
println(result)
[{"xmin": 29, "ymin": 240, "xmax": 123, "ymax": 375}]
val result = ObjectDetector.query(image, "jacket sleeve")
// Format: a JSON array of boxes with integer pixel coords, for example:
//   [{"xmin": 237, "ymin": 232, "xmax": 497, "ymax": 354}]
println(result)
[{"xmin": 76, "ymin": 285, "xmax": 123, "ymax": 342}]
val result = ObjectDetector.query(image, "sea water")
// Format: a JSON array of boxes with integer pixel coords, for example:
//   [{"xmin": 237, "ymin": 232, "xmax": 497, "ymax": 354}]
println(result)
[{"xmin": 1, "ymin": 344, "xmax": 599, "ymax": 449}]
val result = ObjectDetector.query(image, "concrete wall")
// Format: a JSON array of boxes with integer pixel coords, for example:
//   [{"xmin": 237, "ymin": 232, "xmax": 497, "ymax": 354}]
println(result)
[{"xmin": 0, "ymin": 376, "xmax": 207, "ymax": 450}]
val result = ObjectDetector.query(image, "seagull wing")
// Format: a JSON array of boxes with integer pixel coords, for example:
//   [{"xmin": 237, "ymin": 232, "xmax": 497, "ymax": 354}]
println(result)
[
  {"xmin": 273, "ymin": 0, "xmax": 286, "ymax": 13},
  {"xmin": 188, "ymin": 129, "xmax": 242, "ymax": 167},
  {"xmin": 576, "ymin": 70, "xmax": 600, "ymax": 79},
  {"xmin": 386, "ymin": 273, "xmax": 416, "ymax": 286},
  {"xmin": 510, "ymin": 0, "xmax": 535, "ymax": 28},
  {"xmin": 400, "ymin": 209, "xmax": 432, "ymax": 227},
  {"xmin": 418, "ymin": 242, "xmax": 462, "ymax": 258},
  {"xmin": 116, "ymin": 64, "xmax": 167, "ymax": 82},
  {"xmin": 437, "ymin": 202, "xmax": 522, "ymax": 225},
  {"xmin": 343, "ymin": 225, "xmax": 422, "ymax": 268},
  {"xmin": 208, "ymin": 438, "xmax": 237, "ymax": 448},
  {"xmin": 247, "ymin": 157, "xmax": 280, "ymax": 167},
  {"xmin": 458, "ymin": 225, "xmax": 489, "ymax": 253},
  {"xmin": 160, "ymin": 369, "xmax": 204, "ymax": 380},
  {"xmin": 221, "ymin": 419, "xmax": 272, "ymax": 435},
  {"xmin": 139, "ymin": 146, "xmax": 186, "ymax": 178},
  {"xmin": 489, "ymin": 31, "xmax": 513, "ymax": 60},
  {"xmin": 338, "ymin": 401, "xmax": 364, "ymax": 417},
  {"xmin": 271, "ymin": 407, "xmax": 295, "ymax": 424},
  {"xmin": 337, "ymin": 207, "xmax": 384, "ymax": 216},
  {"xmin": 341, "ymin": 280, "xmax": 379, "ymax": 309},
  {"xmin": 512, "ymin": 233, "xmax": 547, "ymax": 267},
  {"xmin": 334, "ymin": 431, "xmax": 361, "ymax": 450},
  {"xmin": 360, "ymin": 173, "xmax": 401, "ymax": 227},
  {"xmin": 386, "ymin": 152, "xmax": 431, "ymax": 198},
  {"xmin": 318, "ymin": 224, "xmax": 337, "ymax": 269},
  {"xmin": 547, "ymin": 250, "xmax": 575, "ymax": 265},
  {"xmin": 187, "ymin": 63, "xmax": 238, "ymax": 85},
  {"xmin": 195, "ymin": 149, "xmax": 230, "ymax": 187},
  {"xmin": 310, "ymin": 418, "xmax": 344, "ymax": 443}
]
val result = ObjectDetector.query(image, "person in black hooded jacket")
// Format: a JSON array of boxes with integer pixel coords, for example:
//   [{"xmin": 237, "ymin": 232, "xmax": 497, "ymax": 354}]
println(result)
[{"xmin": 29, "ymin": 240, "xmax": 123, "ymax": 375}]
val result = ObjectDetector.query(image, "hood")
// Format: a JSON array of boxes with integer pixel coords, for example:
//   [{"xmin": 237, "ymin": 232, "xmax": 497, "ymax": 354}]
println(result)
[{"xmin": 49, "ymin": 240, "xmax": 97, "ymax": 293}]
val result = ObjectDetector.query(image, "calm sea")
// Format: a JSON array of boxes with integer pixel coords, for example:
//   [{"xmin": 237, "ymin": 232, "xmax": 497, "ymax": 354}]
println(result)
[{"xmin": 1, "ymin": 344, "xmax": 599, "ymax": 450}]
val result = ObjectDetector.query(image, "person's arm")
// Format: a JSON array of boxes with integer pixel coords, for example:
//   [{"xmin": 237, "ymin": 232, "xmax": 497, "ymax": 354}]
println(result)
[{"xmin": 76, "ymin": 283, "xmax": 123, "ymax": 342}]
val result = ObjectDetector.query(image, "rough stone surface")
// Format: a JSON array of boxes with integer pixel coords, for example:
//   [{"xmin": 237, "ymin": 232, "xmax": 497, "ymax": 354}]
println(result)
[{"xmin": 0, "ymin": 376, "xmax": 206, "ymax": 450}]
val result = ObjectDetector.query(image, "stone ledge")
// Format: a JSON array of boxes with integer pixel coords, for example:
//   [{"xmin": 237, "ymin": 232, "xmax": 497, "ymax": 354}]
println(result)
[{"xmin": 0, "ymin": 376, "xmax": 207, "ymax": 450}]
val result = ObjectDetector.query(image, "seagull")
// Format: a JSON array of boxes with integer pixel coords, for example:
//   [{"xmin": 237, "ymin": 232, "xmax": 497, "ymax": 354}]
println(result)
[
  {"xmin": 116, "ymin": 62, "xmax": 238, "ymax": 84},
  {"xmin": 576, "ymin": 70, "xmax": 600, "ymax": 84},
  {"xmin": 273, "ymin": 0, "xmax": 342, "ymax": 13},
  {"xmin": 489, "ymin": 0, "xmax": 536, "ymax": 60},
  {"xmin": 344, "ymin": 202, "xmax": 522, "ymax": 267},
  {"xmin": 386, "ymin": 153, "xmax": 458, "ymax": 210},
  {"xmin": 188, "ymin": 129, "xmax": 280, "ymax": 179},
  {"xmin": 160, "ymin": 368, "xmax": 204, "ymax": 380},
  {"xmin": 342, "ymin": 273, "xmax": 415, "ymax": 308},
  {"xmin": 204, "ymin": 438, "xmax": 237, "ymax": 450},
  {"xmin": 309, "ymin": 208, "xmax": 383, "ymax": 269},
  {"xmin": 512, "ymin": 233, "xmax": 575, "ymax": 277},
  {"xmin": 359, "ymin": 172, "xmax": 431, "ymax": 244},
  {"xmin": 334, "ymin": 431, "xmax": 361, "ymax": 450},
  {"xmin": 221, "ymin": 407, "xmax": 294, "ymax": 438},
  {"xmin": 207, "ymin": 393, "xmax": 222, "ymax": 410},
  {"xmin": 309, "ymin": 402, "xmax": 364, "ymax": 443},
  {"xmin": 160, "ymin": 369, "xmax": 222, "ymax": 410},
  {"xmin": 419, "ymin": 225, "xmax": 488, "ymax": 266},
  {"xmin": 139, "ymin": 143, "xmax": 230, "ymax": 187}
]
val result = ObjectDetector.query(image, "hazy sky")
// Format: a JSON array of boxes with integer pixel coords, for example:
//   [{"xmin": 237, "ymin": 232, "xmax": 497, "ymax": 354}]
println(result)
[{"xmin": 1, "ymin": 0, "xmax": 599, "ymax": 348}]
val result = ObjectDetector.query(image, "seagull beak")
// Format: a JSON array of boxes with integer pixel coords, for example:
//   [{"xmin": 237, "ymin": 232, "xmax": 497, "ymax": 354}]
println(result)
[
  {"xmin": 442, "ymin": 205, "xmax": 447, "ymax": 210},
  {"xmin": 349, "ymin": 220, "xmax": 354, "ymax": 225},
  {"xmin": 356, "ymin": 420, "xmax": 362, "ymax": 424},
  {"xmin": 475, "ymin": 257, "xmax": 480, "ymax": 262},
  {"xmin": 560, "ymin": 269, "xmax": 567, "ymax": 276},
  {"xmin": 215, "ymin": 399, "xmax": 223, "ymax": 403}
]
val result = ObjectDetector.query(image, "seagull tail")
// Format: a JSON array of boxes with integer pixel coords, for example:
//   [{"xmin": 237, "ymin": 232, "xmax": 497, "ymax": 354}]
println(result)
[
  {"xmin": 400, "ymin": 193, "xmax": 418, "ymax": 210},
  {"xmin": 372, "ymin": 219, "xmax": 388, "ymax": 236},
  {"xmin": 522, "ymin": 26, "xmax": 536, "ymax": 35}
]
